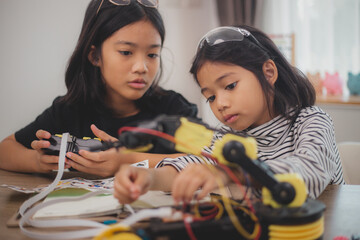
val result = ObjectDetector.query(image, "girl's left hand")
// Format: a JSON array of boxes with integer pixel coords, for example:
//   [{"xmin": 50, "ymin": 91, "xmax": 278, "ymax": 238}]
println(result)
[
  {"xmin": 113, "ymin": 164, "xmax": 153, "ymax": 204},
  {"xmin": 66, "ymin": 124, "xmax": 128, "ymax": 177},
  {"xmin": 172, "ymin": 164, "xmax": 228, "ymax": 204}
]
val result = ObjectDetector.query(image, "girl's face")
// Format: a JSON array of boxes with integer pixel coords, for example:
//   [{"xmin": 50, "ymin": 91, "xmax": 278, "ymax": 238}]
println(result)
[
  {"xmin": 97, "ymin": 20, "xmax": 161, "ymax": 109},
  {"xmin": 197, "ymin": 61, "xmax": 273, "ymax": 130}
]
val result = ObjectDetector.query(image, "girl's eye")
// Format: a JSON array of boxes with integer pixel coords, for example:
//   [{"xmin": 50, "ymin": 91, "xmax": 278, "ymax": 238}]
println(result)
[
  {"xmin": 119, "ymin": 51, "xmax": 132, "ymax": 56},
  {"xmin": 225, "ymin": 82, "xmax": 237, "ymax": 90},
  {"xmin": 206, "ymin": 95, "xmax": 215, "ymax": 103},
  {"xmin": 148, "ymin": 53, "xmax": 159, "ymax": 58}
]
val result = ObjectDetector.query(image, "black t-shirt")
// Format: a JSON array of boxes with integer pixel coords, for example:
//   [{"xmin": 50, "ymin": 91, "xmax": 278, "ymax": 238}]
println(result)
[{"xmin": 15, "ymin": 89, "xmax": 199, "ymax": 153}]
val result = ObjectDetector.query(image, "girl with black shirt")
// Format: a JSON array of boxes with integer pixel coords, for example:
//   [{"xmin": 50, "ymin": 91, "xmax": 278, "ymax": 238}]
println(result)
[{"xmin": 0, "ymin": 0, "xmax": 198, "ymax": 177}]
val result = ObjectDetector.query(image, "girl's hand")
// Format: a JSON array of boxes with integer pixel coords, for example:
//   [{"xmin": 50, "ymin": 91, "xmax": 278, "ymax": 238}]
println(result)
[
  {"xmin": 67, "ymin": 148, "xmax": 123, "ymax": 177},
  {"xmin": 30, "ymin": 130, "xmax": 71, "ymax": 172},
  {"xmin": 90, "ymin": 124, "xmax": 118, "ymax": 142},
  {"xmin": 172, "ymin": 164, "xmax": 227, "ymax": 204},
  {"xmin": 66, "ymin": 124, "xmax": 129, "ymax": 177},
  {"xmin": 113, "ymin": 164, "xmax": 153, "ymax": 204}
]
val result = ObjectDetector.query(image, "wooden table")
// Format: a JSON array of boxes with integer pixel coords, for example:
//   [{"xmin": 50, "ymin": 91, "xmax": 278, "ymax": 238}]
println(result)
[
  {"xmin": 1, "ymin": 169, "xmax": 360, "ymax": 239},
  {"xmin": 0, "ymin": 170, "xmax": 102, "ymax": 240},
  {"xmin": 317, "ymin": 184, "xmax": 360, "ymax": 239}
]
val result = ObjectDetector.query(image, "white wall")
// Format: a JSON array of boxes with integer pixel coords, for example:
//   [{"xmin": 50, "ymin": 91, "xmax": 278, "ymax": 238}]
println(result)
[
  {"xmin": 0, "ymin": 0, "xmax": 89, "ymax": 140},
  {"xmin": 0, "ymin": 0, "xmax": 220, "ymax": 141},
  {"xmin": 159, "ymin": 0, "xmax": 220, "ymax": 127}
]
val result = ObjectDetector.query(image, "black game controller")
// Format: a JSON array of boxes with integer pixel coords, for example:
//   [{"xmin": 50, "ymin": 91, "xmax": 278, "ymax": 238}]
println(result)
[{"xmin": 42, "ymin": 134, "xmax": 104, "ymax": 156}]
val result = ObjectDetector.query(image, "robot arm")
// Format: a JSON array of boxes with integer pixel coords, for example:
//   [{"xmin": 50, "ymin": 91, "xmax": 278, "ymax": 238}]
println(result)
[
  {"xmin": 91, "ymin": 115, "xmax": 323, "ymax": 240},
  {"xmin": 96, "ymin": 115, "xmax": 305, "ymax": 207}
]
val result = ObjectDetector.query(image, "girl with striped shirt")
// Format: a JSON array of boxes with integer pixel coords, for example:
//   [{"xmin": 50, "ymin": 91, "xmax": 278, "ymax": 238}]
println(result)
[{"xmin": 113, "ymin": 25, "xmax": 344, "ymax": 204}]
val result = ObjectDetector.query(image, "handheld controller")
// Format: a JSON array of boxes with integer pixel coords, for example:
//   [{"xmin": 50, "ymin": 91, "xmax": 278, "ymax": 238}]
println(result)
[{"xmin": 42, "ymin": 134, "xmax": 104, "ymax": 156}]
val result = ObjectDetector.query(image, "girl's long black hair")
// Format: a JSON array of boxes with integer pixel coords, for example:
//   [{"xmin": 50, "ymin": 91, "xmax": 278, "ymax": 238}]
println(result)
[
  {"xmin": 190, "ymin": 25, "xmax": 315, "ymax": 123},
  {"xmin": 63, "ymin": 0, "xmax": 165, "ymax": 114}
]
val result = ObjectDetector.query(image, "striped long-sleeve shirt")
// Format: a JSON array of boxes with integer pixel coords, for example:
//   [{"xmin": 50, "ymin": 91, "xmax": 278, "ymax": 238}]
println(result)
[{"xmin": 156, "ymin": 106, "xmax": 345, "ymax": 199}]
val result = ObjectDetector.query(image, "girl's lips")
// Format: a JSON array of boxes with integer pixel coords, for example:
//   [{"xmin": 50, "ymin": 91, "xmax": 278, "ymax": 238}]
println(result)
[
  {"xmin": 224, "ymin": 114, "xmax": 238, "ymax": 124},
  {"xmin": 128, "ymin": 80, "xmax": 146, "ymax": 89}
]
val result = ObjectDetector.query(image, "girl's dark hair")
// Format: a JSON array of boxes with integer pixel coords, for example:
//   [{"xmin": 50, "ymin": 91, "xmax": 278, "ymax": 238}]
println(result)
[
  {"xmin": 190, "ymin": 25, "xmax": 315, "ymax": 123},
  {"xmin": 63, "ymin": 0, "xmax": 165, "ymax": 113}
]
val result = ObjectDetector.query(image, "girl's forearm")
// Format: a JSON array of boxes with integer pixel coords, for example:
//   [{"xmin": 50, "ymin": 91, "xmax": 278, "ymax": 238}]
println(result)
[
  {"xmin": 0, "ymin": 135, "xmax": 40, "ymax": 172},
  {"xmin": 148, "ymin": 166, "xmax": 179, "ymax": 191}
]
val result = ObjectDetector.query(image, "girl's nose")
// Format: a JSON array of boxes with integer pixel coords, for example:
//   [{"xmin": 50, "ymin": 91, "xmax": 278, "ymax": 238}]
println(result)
[
  {"xmin": 132, "ymin": 55, "xmax": 148, "ymax": 74},
  {"xmin": 216, "ymin": 95, "xmax": 230, "ymax": 112}
]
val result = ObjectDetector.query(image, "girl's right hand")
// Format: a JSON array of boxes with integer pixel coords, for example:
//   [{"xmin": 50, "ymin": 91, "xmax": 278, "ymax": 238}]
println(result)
[
  {"xmin": 113, "ymin": 165, "xmax": 153, "ymax": 204},
  {"xmin": 30, "ymin": 129, "xmax": 71, "ymax": 172},
  {"xmin": 172, "ymin": 164, "xmax": 228, "ymax": 204}
]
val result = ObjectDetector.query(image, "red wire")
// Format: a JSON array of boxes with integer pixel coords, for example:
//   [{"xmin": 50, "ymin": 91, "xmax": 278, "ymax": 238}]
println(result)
[
  {"xmin": 183, "ymin": 215, "xmax": 197, "ymax": 240},
  {"xmin": 193, "ymin": 211, "xmax": 218, "ymax": 221},
  {"xmin": 198, "ymin": 203, "xmax": 218, "ymax": 215},
  {"xmin": 182, "ymin": 202, "xmax": 219, "ymax": 221},
  {"xmin": 118, "ymin": 126, "xmax": 177, "ymax": 143}
]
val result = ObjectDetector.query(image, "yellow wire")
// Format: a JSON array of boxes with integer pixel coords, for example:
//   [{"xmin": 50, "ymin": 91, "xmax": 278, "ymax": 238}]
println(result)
[
  {"xmin": 193, "ymin": 202, "xmax": 201, "ymax": 218},
  {"xmin": 211, "ymin": 194, "xmax": 245, "ymax": 207},
  {"xmin": 213, "ymin": 201, "xmax": 224, "ymax": 220}
]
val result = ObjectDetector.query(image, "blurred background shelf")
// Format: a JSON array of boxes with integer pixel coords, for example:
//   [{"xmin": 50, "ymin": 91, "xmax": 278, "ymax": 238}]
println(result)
[{"xmin": 316, "ymin": 95, "xmax": 360, "ymax": 105}]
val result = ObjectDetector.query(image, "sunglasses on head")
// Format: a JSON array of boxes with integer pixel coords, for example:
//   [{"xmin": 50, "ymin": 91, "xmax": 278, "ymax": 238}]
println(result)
[
  {"xmin": 97, "ymin": 0, "xmax": 158, "ymax": 15},
  {"xmin": 197, "ymin": 26, "xmax": 268, "ymax": 53}
]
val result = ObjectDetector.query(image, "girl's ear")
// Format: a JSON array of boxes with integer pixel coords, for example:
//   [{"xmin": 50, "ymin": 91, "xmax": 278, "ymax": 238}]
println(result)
[
  {"xmin": 88, "ymin": 45, "xmax": 101, "ymax": 66},
  {"xmin": 262, "ymin": 59, "xmax": 278, "ymax": 86}
]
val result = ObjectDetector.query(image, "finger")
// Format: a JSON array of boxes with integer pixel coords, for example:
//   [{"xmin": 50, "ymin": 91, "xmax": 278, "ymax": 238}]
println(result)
[
  {"xmin": 78, "ymin": 150, "xmax": 102, "ymax": 161},
  {"xmin": 172, "ymin": 172, "xmax": 195, "ymax": 203},
  {"xmin": 196, "ymin": 178, "xmax": 216, "ymax": 200},
  {"xmin": 40, "ymin": 155, "xmax": 59, "ymax": 164},
  {"xmin": 132, "ymin": 169, "xmax": 151, "ymax": 195},
  {"xmin": 113, "ymin": 176, "xmax": 133, "ymax": 199},
  {"xmin": 67, "ymin": 159, "xmax": 97, "ymax": 175},
  {"xmin": 113, "ymin": 187, "xmax": 137, "ymax": 204},
  {"xmin": 67, "ymin": 152, "xmax": 96, "ymax": 167},
  {"xmin": 115, "ymin": 166, "xmax": 140, "ymax": 191},
  {"xmin": 172, "ymin": 164, "xmax": 210, "ymax": 203},
  {"xmin": 78, "ymin": 149, "xmax": 114, "ymax": 162},
  {"xmin": 114, "ymin": 166, "xmax": 141, "ymax": 202},
  {"xmin": 172, "ymin": 164, "xmax": 198, "ymax": 193},
  {"xmin": 35, "ymin": 130, "xmax": 52, "ymax": 140},
  {"xmin": 31, "ymin": 140, "xmax": 51, "ymax": 150},
  {"xmin": 46, "ymin": 163, "xmax": 61, "ymax": 171},
  {"xmin": 172, "ymin": 171, "xmax": 188, "ymax": 203},
  {"xmin": 68, "ymin": 152, "xmax": 116, "ymax": 177},
  {"xmin": 183, "ymin": 176, "xmax": 204, "ymax": 203},
  {"xmin": 38, "ymin": 160, "xmax": 61, "ymax": 172},
  {"xmin": 91, "ymin": 124, "xmax": 117, "ymax": 142}
]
